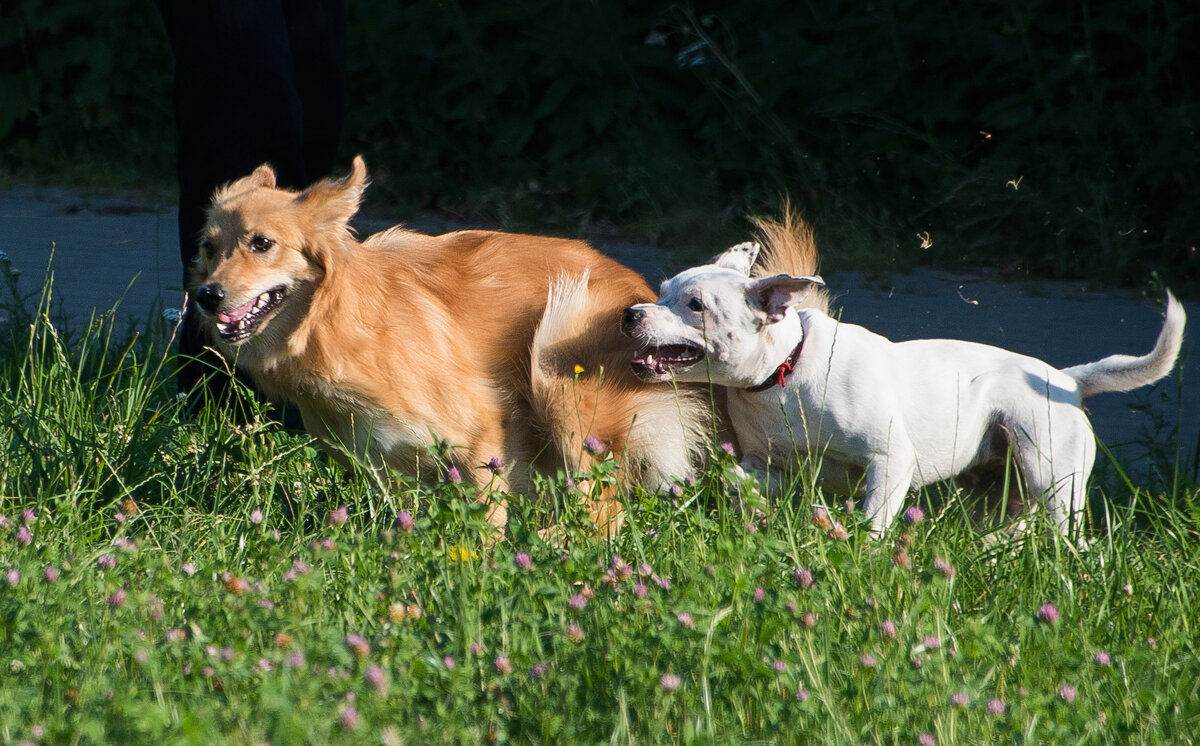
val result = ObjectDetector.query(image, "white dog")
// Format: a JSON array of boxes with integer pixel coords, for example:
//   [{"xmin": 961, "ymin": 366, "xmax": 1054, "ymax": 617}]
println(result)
[{"xmin": 622, "ymin": 240, "xmax": 1186, "ymax": 536}]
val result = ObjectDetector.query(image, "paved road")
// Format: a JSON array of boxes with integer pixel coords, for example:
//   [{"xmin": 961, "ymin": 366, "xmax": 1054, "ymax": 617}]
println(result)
[{"xmin": 3, "ymin": 186, "xmax": 1193, "ymax": 481}]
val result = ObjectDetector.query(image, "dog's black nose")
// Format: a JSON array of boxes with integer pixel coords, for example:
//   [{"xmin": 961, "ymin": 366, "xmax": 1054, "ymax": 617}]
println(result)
[
  {"xmin": 195, "ymin": 283, "xmax": 226, "ymax": 314},
  {"xmin": 621, "ymin": 307, "xmax": 645, "ymax": 331}
]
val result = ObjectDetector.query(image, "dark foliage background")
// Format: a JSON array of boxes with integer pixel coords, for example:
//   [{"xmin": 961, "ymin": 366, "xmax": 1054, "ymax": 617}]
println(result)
[{"xmin": 2, "ymin": 0, "xmax": 1198, "ymax": 284}]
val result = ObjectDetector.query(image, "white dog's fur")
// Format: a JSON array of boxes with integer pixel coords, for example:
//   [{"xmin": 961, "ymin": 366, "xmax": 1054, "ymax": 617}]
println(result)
[{"xmin": 624, "ymin": 241, "xmax": 1186, "ymax": 536}]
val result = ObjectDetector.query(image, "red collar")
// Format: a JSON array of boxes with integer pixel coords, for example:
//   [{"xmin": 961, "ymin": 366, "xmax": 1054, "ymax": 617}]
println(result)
[{"xmin": 745, "ymin": 337, "xmax": 804, "ymax": 392}]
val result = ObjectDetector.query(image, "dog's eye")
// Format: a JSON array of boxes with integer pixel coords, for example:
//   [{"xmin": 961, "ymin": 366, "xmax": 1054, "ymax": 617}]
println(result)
[
  {"xmin": 249, "ymin": 235, "xmax": 274, "ymax": 253},
  {"xmin": 199, "ymin": 238, "xmax": 213, "ymax": 256},
  {"xmin": 687, "ymin": 297, "xmax": 705, "ymax": 312}
]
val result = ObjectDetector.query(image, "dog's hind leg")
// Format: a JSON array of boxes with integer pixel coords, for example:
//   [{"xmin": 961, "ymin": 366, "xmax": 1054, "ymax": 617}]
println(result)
[{"xmin": 1010, "ymin": 415, "xmax": 1095, "ymax": 538}]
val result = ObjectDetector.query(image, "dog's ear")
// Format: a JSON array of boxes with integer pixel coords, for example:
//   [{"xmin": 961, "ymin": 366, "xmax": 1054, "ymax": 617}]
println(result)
[
  {"xmin": 750, "ymin": 274, "xmax": 825, "ymax": 323},
  {"xmin": 713, "ymin": 242, "xmax": 760, "ymax": 275},
  {"xmin": 212, "ymin": 163, "xmax": 278, "ymax": 203},
  {"xmin": 297, "ymin": 155, "xmax": 369, "ymax": 231}
]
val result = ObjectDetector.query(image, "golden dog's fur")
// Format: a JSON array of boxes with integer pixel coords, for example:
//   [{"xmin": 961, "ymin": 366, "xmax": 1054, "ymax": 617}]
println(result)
[
  {"xmin": 189, "ymin": 156, "xmax": 708, "ymax": 532},
  {"xmin": 749, "ymin": 205, "xmax": 829, "ymax": 313}
]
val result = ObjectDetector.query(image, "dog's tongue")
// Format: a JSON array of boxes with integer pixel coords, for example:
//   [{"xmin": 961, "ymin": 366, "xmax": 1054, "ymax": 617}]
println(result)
[{"xmin": 217, "ymin": 298, "xmax": 256, "ymax": 324}]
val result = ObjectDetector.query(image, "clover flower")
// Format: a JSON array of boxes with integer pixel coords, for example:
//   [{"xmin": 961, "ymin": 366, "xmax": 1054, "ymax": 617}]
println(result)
[
  {"xmin": 366, "ymin": 664, "xmax": 388, "ymax": 694},
  {"xmin": 345, "ymin": 634, "xmax": 371, "ymax": 657},
  {"xmin": 566, "ymin": 623, "xmax": 585, "ymax": 642},
  {"xmin": 933, "ymin": 557, "xmax": 956, "ymax": 577},
  {"xmin": 583, "ymin": 435, "xmax": 605, "ymax": 455},
  {"xmin": 327, "ymin": 506, "xmax": 349, "ymax": 526},
  {"xmin": 811, "ymin": 506, "xmax": 832, "ymax": 529},
  {"xmin": 395, "ymin": 511, "xmax": 415, "ymax": 533}
]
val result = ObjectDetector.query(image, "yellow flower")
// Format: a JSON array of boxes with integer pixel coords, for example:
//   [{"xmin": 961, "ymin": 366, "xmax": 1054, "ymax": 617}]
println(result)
[
  {"xmin": 573, "ymin": 364, "xmax": 585, "ymax": 375},
  {"xmin": 448, "ymin": 545, "xmax": 479, "ymax": 562}
]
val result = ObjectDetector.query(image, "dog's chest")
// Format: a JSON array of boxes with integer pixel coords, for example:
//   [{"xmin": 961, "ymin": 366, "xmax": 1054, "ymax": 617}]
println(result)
[
  {"xmin": 292, "ymin": 385, "xmax": 439, "ymax": 472},
  {"xmin": 727, "ymin": 385, "xmax": 862, "ymax": 456}
]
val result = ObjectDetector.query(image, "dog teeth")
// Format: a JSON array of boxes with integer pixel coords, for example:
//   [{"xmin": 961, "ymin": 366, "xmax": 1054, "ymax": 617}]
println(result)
[{"xmin": 213, "ymin": 287, "xmax": 284, "ymax": 340}]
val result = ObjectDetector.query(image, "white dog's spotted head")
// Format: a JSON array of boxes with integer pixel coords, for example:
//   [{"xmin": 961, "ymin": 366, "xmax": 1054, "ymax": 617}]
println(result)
[{"xmin": 621, "ymin": 242, "xmax": 823, "ymax": 386}]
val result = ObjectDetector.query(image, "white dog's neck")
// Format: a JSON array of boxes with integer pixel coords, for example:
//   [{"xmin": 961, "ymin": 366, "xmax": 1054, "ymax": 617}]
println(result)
[{"xmin": 744, "ymin": 311, "xmax": 806, "ymax": 390}]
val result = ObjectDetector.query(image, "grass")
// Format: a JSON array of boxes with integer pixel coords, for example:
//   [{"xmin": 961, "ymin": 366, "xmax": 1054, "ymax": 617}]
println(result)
[{"xmin": 2, "ymin": 258, "xmax": 1199, "ymax": 744}]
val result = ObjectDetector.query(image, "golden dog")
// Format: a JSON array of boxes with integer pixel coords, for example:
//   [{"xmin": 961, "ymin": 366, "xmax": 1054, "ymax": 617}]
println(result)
[{"xmin": 188, "ymin": 156, "xmax": 708, "ymax": 532}]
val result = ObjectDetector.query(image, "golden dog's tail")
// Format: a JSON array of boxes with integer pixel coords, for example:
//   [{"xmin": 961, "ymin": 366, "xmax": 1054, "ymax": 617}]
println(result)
[
  {"xmin": 1061, "ymin": 291, "xmax": 1186, "ymax": 398},
  {"xmin": 530, "ymin": 273, "xmax": 709, "ymax": 517},
  {"xmin": 750, "ymin": 202, "xmax": 831, "ymax": 314}
]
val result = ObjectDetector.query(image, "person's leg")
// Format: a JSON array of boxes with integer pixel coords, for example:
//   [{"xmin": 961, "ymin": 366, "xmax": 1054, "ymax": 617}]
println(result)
[
  {"xmin": 284, "ymin": 0, "xmax": 348, "ymax": 182},
  {"xmin": 157, "ymin": 1, "xmax": 308, "ymax": 399}
]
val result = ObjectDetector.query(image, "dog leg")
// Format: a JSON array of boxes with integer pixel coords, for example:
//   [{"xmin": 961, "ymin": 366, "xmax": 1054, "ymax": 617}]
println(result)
[
  {"xmin": 1012, "ymin": 425, "xmax": 1094, "ymax": 539},
  {"xmin": 732, "ymin": 456, "xmax": 780, "ymax": 521},
  {"xmin": 862, "ymin": 449, "xmax": 917, "ymax": 537},
  {"xmin": 735, "ymin": 456, "xmax": 784, "ymax": 489}
]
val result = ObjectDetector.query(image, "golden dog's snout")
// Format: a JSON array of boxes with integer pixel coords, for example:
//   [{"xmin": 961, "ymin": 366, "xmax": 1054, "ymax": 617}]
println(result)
[{"xmin": 195, "ymin": 284, "xmax": 225, "ymax": 313}]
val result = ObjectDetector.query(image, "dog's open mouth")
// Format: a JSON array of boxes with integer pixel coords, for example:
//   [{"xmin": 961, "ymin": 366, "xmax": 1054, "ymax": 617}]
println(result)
[
  {"xmin": 632, "ymin": 344, "xmax": 705, "ymax": 378},
  {"xmin": 215, "ymin": 286, "xmax": 286, "ymax": 342}
]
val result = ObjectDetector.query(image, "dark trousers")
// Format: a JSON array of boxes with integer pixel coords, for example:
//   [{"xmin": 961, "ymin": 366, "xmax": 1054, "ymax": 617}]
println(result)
[{"xmin": 156, "ymin": 0, "xmax": 347, "ymax": 399}]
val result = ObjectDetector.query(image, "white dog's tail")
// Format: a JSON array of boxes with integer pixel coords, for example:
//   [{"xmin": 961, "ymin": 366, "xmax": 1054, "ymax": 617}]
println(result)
[
  {"xmin": 530, "ymin": 273, "xmax": 709, "ymax": 491},
  {"xmin": 1061, "ymin": 291, "xmax": 1186, "ymax": 398}
]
